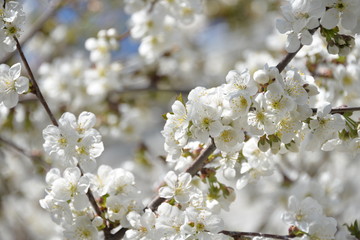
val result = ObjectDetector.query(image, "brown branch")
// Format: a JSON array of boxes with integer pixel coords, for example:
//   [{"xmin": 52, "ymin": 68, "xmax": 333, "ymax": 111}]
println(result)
[
  {"xmin": 276, "ymin": 27, "xmax": 318, "ymax": 73},
  {"xmin": 14, "ymin": 36, "xmax": 58, "ymax": 126},
  {"xmin": 116, "ymin": 30, "xmax": 130, "ymax": 41},
  {"xmin": 311, "ymin": 106, "xmax": 360, "ymax": 114},
  {"xmin": 0, "ymin": 136, "xmax": 42, "ymax": 163},
  {"xmin": 1, "ymin": 0, "xmax": 66, "ymax": 63},
  {"xmin": 147, "ymin": 138, "xmax": 216, "ymax": 211},
  {"xmin": 220, "ymin": 230, "xmax": 295, "ymax": 240},
  {"xmin": 111, "ymin": 87, "xmax": 191, "ymax": 97}
]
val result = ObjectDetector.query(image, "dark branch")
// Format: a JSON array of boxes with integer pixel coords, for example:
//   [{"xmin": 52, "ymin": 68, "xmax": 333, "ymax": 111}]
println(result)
[
  {"xmin": 312, "ymin": 106, "xmax": 360, "ymax": 114},
  {"xmin": 14, "ymin": 36, "xmax": 58, "ymax": 126},
  {"xmin": 0, "ymin": 136, "xmax": 43, "ymax": 164},
  {"xmin": 220, "ymin": 230, "xmax": 295, "ymax": 240},
  {"xmin": 276, "ymin": 27, "xmax": 318, "ymax": 73}
]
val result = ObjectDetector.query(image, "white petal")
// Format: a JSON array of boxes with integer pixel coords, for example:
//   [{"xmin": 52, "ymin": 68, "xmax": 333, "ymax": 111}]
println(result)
[
  {"xmin": 320, "ymin": 8, "xmax": 339, "ymax": 29},
  {"xmin": 15, "ymin": 76, "xmax": 29, "ymax": 93},
  {"xmin": 158, "ymin": 186, "xmax": 174, "ymax": 199},
  {"xmin": 341, "ymin": 10, "xmax": 357, "ymax": 30},
  {"xmin": 64, "ymin": 167, "xmax": 81, "ymax": 183},
  {"xmin": 78, "ymin": 111, "xmax": 96, "ymax": 129},
  {"xmin": 3, "ymin": 92, "xmax": 18, "ymax": 108},
  {"xmin": 164, "ymin": 171, "xmax": 177, "ymax": 188},
  {"xmin": 300, "ymin": 30, "xmax": 313, "ymax": 45},
  {"xmin": 286, "ymin": 33, "xmax": 301, "ymax": 52},
  {"xmin": 9, "ymin": 63, "xmax": 21, "ymax": 80}
]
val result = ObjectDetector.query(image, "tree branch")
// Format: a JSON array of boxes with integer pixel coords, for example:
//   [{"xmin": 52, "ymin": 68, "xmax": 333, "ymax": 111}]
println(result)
[
  {"xmin": 275, "ymin": 27, "xmax": 318, "ymax": 73},
  {"xmin": 147, "ymin": 138, "xmax": 216, "ymax": 211},
  {"xmin": 312, "ymin": 106, "xmax": 360, "ymax": 114},
  {"xmin": 14, "ymin": 36, "xmax": 59, "ymax": 126},
  {"xmin": 220, "ymin": 230, "xmax": 295, "ymax": 240},
  {"xmin": 0, "ymin": 136, "xmax": 43, "ymax": 164}
]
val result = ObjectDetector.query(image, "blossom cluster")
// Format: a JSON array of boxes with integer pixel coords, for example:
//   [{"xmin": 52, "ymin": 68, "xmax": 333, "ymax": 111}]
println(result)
[
  {"xmin": 276, "ymin": 0, "xmax": 360, "ymax": 53},
  {"xmin": 125, "ymin": 0, "xmax": 203, "ymax": 62},
  {"xmin": 40, "ymin": 112, "xmax": 144, "ymax": 239},
  {"xmin": 162, "ymin": 64, "xmax": 348, "ymax": 190},
  {"xmin": 40, "ymin": 111, "xmax": 236, "ymax": 239},
  {"xmin": 0, "ymin": 1, "xmax": 25, "ymax": 57},
  {"xmin": 42, "ymin": 111, "xmax": 104, "ymax": 172},
  {"xmin": 40, "ymin": 164, "xmax": 143, "ymax": 240},
  {"xmin": 124, "ymin": 170, "xmax": 233, "ymax": 240}
]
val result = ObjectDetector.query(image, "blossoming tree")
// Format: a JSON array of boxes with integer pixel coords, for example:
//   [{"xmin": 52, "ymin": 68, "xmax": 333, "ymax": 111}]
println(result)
[{"xmin": 1, "ymin": 0, "xmax": 360, "ymax": 239}]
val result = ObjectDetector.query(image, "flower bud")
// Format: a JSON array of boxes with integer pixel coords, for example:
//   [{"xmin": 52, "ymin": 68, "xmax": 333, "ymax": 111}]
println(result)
[{"xmin": 253, "ymin": 69, "xmax": 269, "ymax": 84}]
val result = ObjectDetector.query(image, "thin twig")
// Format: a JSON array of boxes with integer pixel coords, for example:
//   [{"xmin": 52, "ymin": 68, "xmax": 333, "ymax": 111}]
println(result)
[
  {"xmin": 112, "ymin": 87, "xmax": 191, "ymax": 96},
  {"xmin": 0, "ymin": 136, "xmax": 48, "ymax": 172},
  {"xmin": 312, "ymin": 106, "xmax": 360, "ymax": 114},
  {"xmin": 220, "ymin": 230, "xmax": 295, "ymax": 240},
  {"xmin": 276, "ymin": 27, "xmax": 318, "ymax": 73},
  {"xmin": 1, "ymin": 0, "xmax": 65, "ymax": 63},
  {"xmin": 116, "ymin": 30, "xmax": 130, "ymax": 41},
  {"xmin": 0, "ymin": 136, "xmax": 38, "ymax": 161},
  {"xmin": 14, "ymin": 36, "xmax": 58, "ymax": 126},
  {"xmin": 147, "ymin": 138, "xmax": 216, "ymax": 211}
]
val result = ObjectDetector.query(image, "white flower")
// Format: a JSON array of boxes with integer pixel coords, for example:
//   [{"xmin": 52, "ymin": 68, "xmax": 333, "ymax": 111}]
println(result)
[
  {"xmin": 180, "ymin": 207, "xmax": 223, "ymax": 238},
  {"xmin": 43, "ymin": 112, "xmax": 104, "ymax": 171},
  {"xmin": 247, "ymin": 97, "xmax": 276, "ymax": 135},
  {"xmin": 276, "ymin": 113, "xmax": 302, "ymax": 144},
  {"xmin": 42, "ymin": 120, "xmax": 79, "ymax": 167},
  {"xmin": 64, "ymin": 216, "xmax": 99, "ymax": 240},
  {"xmin": 237, "ymin": 138, "xmax": 274, "ymax": 189},
  {"xmin": 303, "ymin": 217, "xmax": 338, "ymax": 240},
  {"xmin": 189, "ymin": 103, "xmax": 224, "ymax": 142},
  {"xmin": 86, "ymin": 164, "xmax": 113, "ymax": 197},
  {"xmin": 283, "ymin": 69, "xmax": 309, "ymax": 105},
  {"xmin": 39, "ymin": 195, "xmax": 72, "ymax": 225},
  {"xmin": 159, "ymin": 171, "xmax": 193, "ymax": 204},
  {"xmin": 48, "ymin": 167, "xmax": 89, "ymax": 202},
  {"xmin": 0, "ymin": 63, "xmax": 29, "ymax": 108},
  {"xmin": 106, "ymin": 168, "xmax": 137, "ymax": 197},
  {"xmin": 124, "ymin": 210, "xmax": 157, "ymax": 240},
  {"xmin": 0, "ymin": 1, "xmax": 26, "ymax": 55},
  {"xmin": 265, "ymin": 82, "xmax": 296, "ymax": 117},
  {"xmin": 276, "ymin": 0, "xmax": 325, "ymax": 52},
  {"xmin": 106, "ymin": 195, "xmax": 128, "ymax": 222},
  {"xmin": 306, "ymin": 103, "xmax": 345, "ymax": 151},
  {"xmin": 282, "ymin": 196, "xmax": 324, "ymax": 231},
  {"xmin": 74, "ymin": 131, "xmax": 104, "ymax": 172},
  {"xmin": 224, "ymin": 69, "xmax": 258, "ymax": 98},
  {"xmin": 214, "ymin": 126, "xmax": 244, "ymax": 153},
  {"xmin": 320, "ymin": 0, "xmax": 360, "ymax": 30},
  {"xmin": 155, "ymin": 203, "xmax": 185, "ymax": 238}
]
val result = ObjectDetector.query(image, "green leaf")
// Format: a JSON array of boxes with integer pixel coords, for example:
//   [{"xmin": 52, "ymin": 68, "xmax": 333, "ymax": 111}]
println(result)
[{"xmin": 345, "ymin": 220, "xmax": 360, "ymax": 239}]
